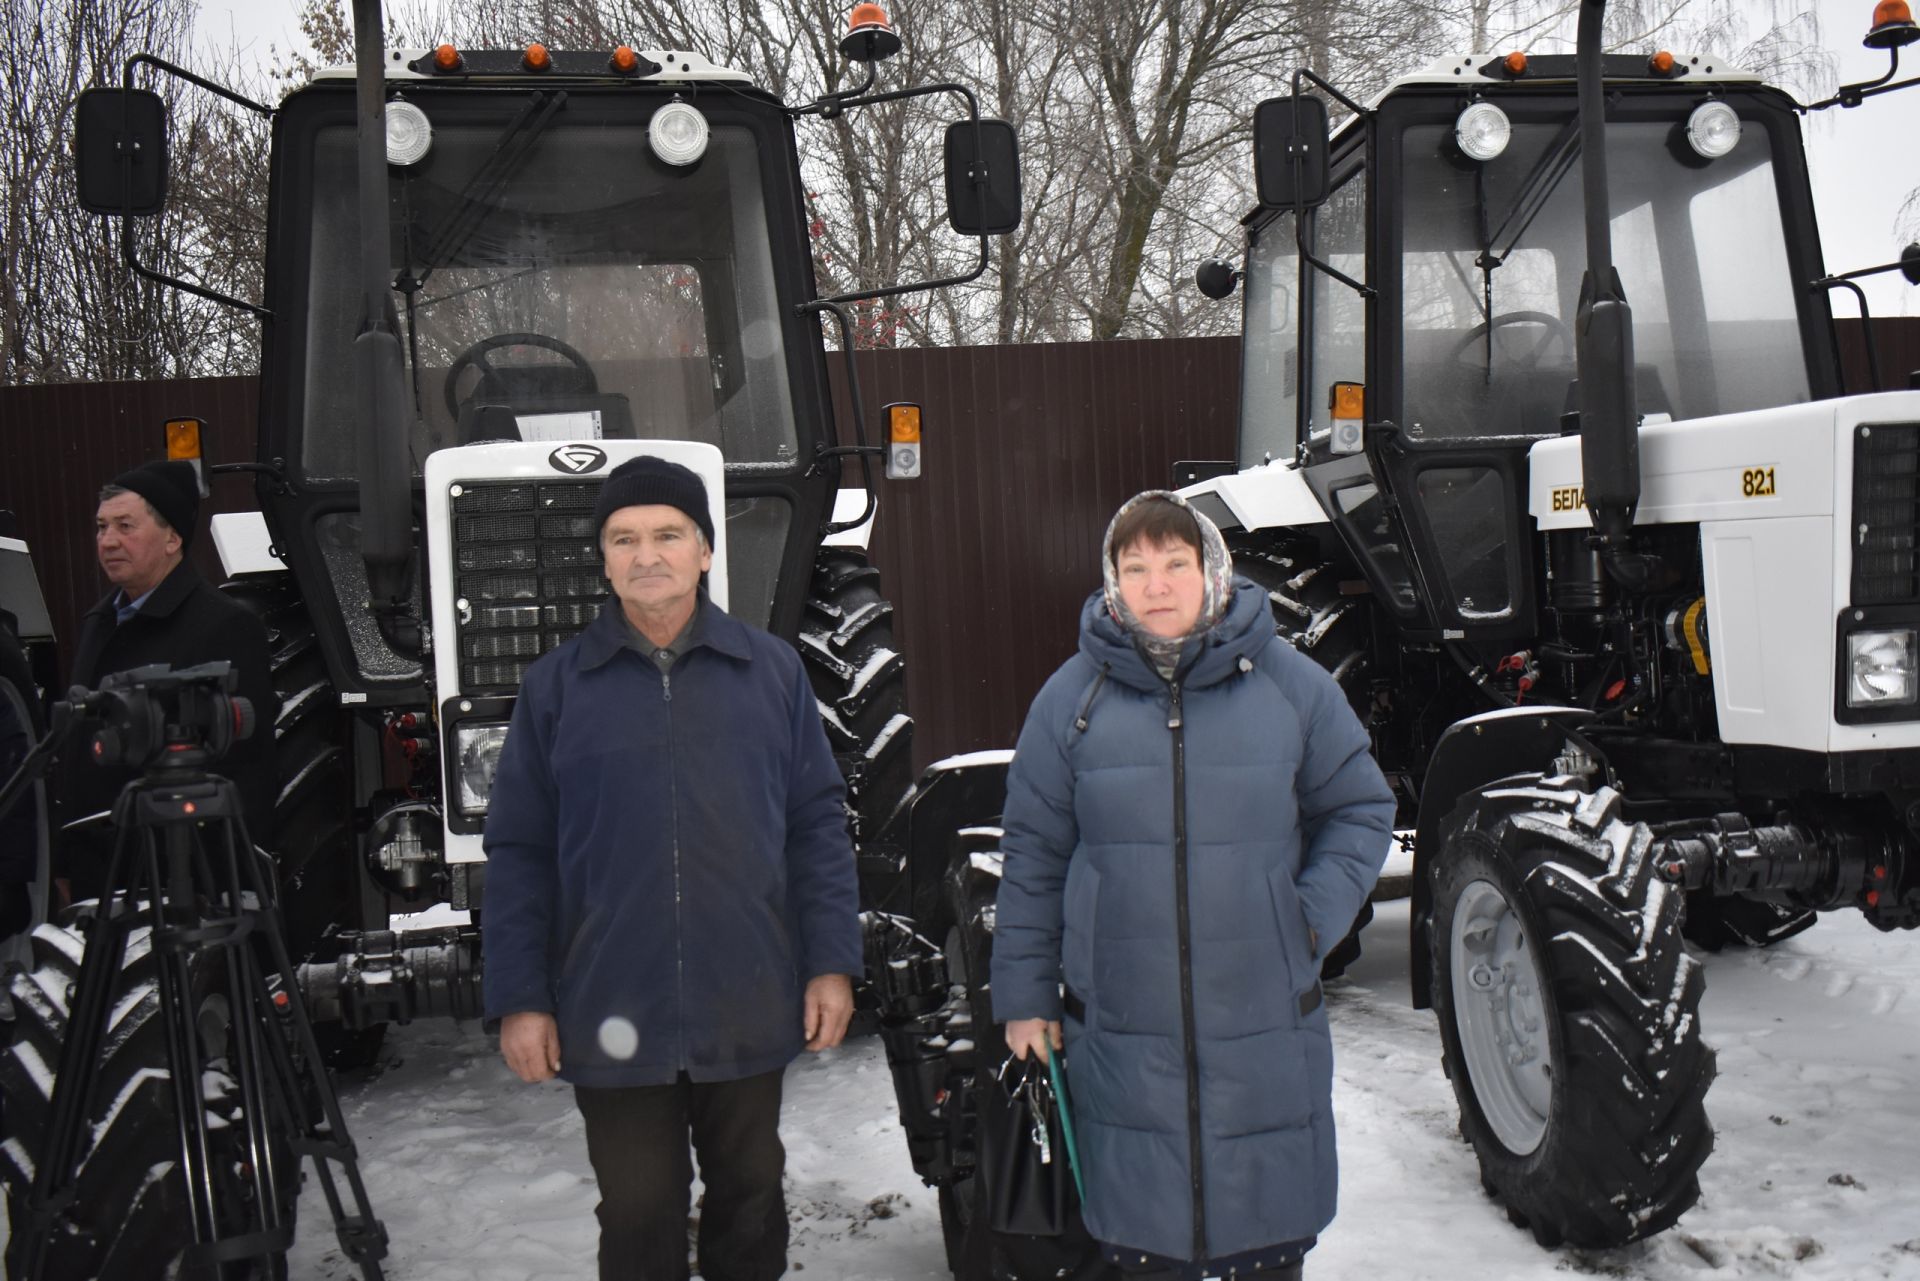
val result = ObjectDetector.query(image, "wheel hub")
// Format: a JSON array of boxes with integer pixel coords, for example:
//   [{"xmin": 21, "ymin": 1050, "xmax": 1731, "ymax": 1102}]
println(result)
[{"xmin": 1450, "ymin": 878, "xmax": 1553, "ymax": 1154}]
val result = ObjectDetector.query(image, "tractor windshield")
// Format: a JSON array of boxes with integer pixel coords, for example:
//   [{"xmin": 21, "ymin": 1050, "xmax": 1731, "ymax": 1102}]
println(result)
[
  {"xmin": 298, "ymin": 103, "xmax": 801, "ymax": 480},
  {"xmin": 1397, "ymin": 112, "xmax": 1809, "ymax": 442}
]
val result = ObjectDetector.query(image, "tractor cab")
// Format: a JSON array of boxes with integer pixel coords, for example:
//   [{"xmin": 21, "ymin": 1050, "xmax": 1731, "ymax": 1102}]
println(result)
[
  {"xmin": 1232, "ymin": 54, "xmax": 1835, "ymax": 641},
  {"xmin": 76, "ymin": 23, "xmax": 1017, "ymax": 702},
  {"xmin": 276, "ymin": 54, "xmax": 820, "ymax": 670}
]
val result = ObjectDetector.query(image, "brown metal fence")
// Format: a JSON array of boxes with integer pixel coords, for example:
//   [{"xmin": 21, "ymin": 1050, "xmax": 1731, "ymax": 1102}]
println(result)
[
  {"xmin": 0, "ymin": 376, "xmax": 260, "ymax": 667},
  {"xmin": 833, "ymin": 337, "xmax": 1239, "ymax": 768},
  {"xmin": 0, "ymin": 320, "xmax": 1909, "ymax": 768}
]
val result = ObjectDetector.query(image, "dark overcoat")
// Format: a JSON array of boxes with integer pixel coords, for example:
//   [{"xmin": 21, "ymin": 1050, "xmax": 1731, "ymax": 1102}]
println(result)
[
  {"xmin": 63, "ymin": 560, "xmax": 279, "ymax": 847},
  {"xmin": 480, "ymin": 595, "xmax": 863, "ymax": 1088},
  {"xmin": 991, "ymin": 580, "xmax": 1396, "ymax": 1264}
]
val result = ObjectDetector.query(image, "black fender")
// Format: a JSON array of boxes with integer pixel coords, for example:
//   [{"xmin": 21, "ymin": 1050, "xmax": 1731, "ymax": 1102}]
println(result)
[
  {"xmin": 896, "ymin": 752, "xmax": 1012, "ymax": 939},
  {"xmin": 1410, "ymin": 705, "xmax": 1600, "ymax": 1008}
]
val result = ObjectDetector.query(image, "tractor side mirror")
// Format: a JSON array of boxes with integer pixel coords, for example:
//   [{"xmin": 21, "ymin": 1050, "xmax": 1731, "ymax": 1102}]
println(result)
[
  {"xmin": 1254, "ymin": 94, "xmax": 1330, "ymax": 210},
  {"xmin": 75, "ymin": 88, "xmax": 169, "ymax": 216},
  {"xmin": 944, "ymin": 119, "xmax": 1022, "ymax": 236},
  {"xmin": 1195, "ymin": 260, "xmax": 1240, "ymax": 299}
]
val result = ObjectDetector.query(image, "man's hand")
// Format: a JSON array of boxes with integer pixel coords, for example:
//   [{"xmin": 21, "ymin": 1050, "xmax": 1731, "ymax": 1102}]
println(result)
[
  {"xmin": 803, "ymin": 973, "xmax": 854, "ymax": 1051},
  {"xmin": 1005, "ymin": 1017, "xmax": 1063, "ymax": 1062},
  {"xmin": 500, "ymin": 1011, "xmax": 562, "ymax": 1083}
]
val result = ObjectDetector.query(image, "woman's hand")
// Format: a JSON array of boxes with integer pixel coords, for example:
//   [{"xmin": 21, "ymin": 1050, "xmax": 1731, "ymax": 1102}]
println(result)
[{"xmin": 1005, "ymin": 1017, "xmax": 1064, "ymax": 1061}]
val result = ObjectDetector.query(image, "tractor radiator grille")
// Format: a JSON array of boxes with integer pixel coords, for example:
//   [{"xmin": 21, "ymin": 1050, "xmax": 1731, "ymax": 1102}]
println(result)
[
  {"xmin": 1852, "ymin": 422, "xmax": 1920, "ymax": 606},
  {"xmin": 450, "ymin": 480, "xmax": 605, "ymax": 690}
]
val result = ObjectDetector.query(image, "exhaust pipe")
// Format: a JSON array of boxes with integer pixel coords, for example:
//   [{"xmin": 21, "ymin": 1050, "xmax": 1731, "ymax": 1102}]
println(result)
[
  {"xmin": 1573, "ymin": 0, "xmax": 1643, "ymax": 571},
  {"xmin": 352, "ymin": 0, "xmax": 420, "ymax": 653}
]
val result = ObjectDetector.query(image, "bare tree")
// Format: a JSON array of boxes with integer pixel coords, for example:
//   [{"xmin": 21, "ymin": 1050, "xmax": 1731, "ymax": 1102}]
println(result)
[
  {"xmin": 1, "ymin": 0, "xmax": 1847, "ymax": 381},
  {"xmin": 0, "ymin": 0, "xmax": 278, "ymax": 384}
]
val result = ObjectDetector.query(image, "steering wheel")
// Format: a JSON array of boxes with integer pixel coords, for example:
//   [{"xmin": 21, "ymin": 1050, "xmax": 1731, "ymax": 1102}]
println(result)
[
  {"xmin": 1448, "ymin": 310, "xmax": 1574, "ymax": 370},
  {"xmin": 443, "ymin": 331, "xmax": 598, "ymax": 419}
]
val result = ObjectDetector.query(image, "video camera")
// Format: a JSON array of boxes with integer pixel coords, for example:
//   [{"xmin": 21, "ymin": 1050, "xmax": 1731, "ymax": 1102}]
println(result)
[{"xmin": 69, "ymin": 661, "xmax": 256, "ymax": 772}]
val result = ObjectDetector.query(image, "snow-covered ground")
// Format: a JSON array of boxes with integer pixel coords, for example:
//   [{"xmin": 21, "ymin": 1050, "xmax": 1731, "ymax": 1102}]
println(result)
[{"xmin": 288, "ymin": 902, "xmax": 1920, "ymax": 1279}]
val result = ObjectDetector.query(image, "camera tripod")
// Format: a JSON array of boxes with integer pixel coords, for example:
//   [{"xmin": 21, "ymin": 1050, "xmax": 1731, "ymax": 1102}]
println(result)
[{"xmin": 4, "ymin": 726, "xmax": 388, "ymax": 1279}]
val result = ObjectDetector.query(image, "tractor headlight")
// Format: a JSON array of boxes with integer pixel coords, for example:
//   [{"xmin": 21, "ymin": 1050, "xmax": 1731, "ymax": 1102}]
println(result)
[
  {"xmin": 649, "ymin": 100, "xmax": 709, "ymax": 167},
  {"xmin": 1685, "ymin": 101, "xmax": 1741, "ymax": 160},
  {"xmin": 385, "ymin": 100, "xmax": 433, "ymax": 167},
  {"xmin": 1847, "ymin": 629, "xmax": 1918, "ymax": 707},
  {"xmin": 454, "ymin": 721, "xmax": 511, "ymax": 815},
  {"xmin": 1454, "ymin": 102, "xmax": 1511, "ymax": 162}
]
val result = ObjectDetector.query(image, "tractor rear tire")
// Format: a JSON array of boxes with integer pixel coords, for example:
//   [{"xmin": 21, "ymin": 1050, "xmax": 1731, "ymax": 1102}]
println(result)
[
  {"xmin": 800, "ymin": 550, "xmax": 913, "ymax": 859},
  {"xmin": 1235, "ymin": 537, "xmax": 1377, "ymax": 979},
  {"xmin": 1431, "ymin": 778, "xmax": 1713, "ymax": 1248},
  {"xmin": 223, "ymin": 576, "xmax": 377, "ymax": 1067},
  {"xmin": 1, "ymin": 922, "xmax": 298, "ymax": 1279},
  {"xmin": 1233, "ymin": 537, "xmax": 1374, "ymax": 720}
]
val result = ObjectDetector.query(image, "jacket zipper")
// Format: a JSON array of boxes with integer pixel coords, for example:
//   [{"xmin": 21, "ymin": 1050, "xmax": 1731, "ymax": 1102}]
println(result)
[
  {"xmin": 663, "ymin": 664, "xmax": 686, "ymax": 1071},
  {"xmin": 1168, "ymin": 679, "xmax": 1207, "ymax": 1259}
]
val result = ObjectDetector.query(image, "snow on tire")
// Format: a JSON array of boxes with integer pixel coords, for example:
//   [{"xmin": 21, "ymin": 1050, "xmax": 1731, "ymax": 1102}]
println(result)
[{"xmin": 1430, "ymin": 777, "xmax": 1714, "ymax": 1248}]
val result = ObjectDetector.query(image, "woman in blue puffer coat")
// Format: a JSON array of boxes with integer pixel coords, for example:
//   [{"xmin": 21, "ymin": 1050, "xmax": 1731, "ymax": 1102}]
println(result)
[{"xmin": 992, "ymin": 491, "xmax": 1396, "ymax": 1280}]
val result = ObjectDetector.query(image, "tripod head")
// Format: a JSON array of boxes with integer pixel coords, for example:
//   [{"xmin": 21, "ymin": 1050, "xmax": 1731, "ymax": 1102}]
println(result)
[{"xmin": 70, "ymin": 661, "xmax": 256, "ymax": 775}]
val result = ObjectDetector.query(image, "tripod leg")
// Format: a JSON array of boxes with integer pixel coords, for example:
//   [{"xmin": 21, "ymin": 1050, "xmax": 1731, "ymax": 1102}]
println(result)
[
  {"xmin": 228, "ymin": 808, "xmax": 390, "ymax": 1281},
  {"xmin": 213, "ymin": 822, "xmax": 292, "ymax": 1237},
  {"xmin": 149, "ymin": 827, "xmax": 227, "ymax": 1249}
]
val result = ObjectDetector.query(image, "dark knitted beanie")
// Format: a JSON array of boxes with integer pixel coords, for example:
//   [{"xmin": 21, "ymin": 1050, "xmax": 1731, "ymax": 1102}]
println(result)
[
  {"xmin": 110, "ymin": 460, "xmax": 201, "ymax": 549},
  {"xmin": 593, "ymin": 456, "xmax": 715, "ymax": 546}
]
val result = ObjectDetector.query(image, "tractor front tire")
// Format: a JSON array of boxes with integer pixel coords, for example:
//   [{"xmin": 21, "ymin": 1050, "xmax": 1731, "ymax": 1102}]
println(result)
[{"xmin": 1431, "ymin": 778, "xmax": 1713, "ymax": 1248}]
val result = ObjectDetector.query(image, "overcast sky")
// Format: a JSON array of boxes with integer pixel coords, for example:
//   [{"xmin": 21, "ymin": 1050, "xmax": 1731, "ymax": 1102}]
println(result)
[{"xmin": 192, "ymin": 0, "xmax": 1920, "ymax": 318}]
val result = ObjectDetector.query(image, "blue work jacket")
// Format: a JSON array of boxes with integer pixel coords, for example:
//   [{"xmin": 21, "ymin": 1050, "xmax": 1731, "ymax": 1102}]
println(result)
[
  {"xmin": 481, "ymin": 595, "xmax": 862, "ymax": 1087},
  {"xmin": 992, "ymin": 580, "xmax": 1396, "ymax": 1263}
]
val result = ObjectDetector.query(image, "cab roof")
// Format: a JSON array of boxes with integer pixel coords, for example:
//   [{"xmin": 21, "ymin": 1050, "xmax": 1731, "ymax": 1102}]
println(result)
[
  {"xmin": 1370, "ymin": 50, "xmax": 1763, "ymax": 108},
  {"xmin": 312, "ymin": 47, "xmax": 755, "ymax": 86}
]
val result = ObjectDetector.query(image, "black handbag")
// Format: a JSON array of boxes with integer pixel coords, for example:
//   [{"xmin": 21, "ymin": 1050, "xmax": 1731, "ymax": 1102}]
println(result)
[{"xmin": 980, "ymin": 1054, "xmax": 1075, "ymax": 1236}]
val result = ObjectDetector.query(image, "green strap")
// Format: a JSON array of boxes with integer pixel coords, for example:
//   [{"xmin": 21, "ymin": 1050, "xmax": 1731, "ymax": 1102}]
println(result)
[{"xmin": 1047, "ymin": 1048, "xmax": 1084, "ymax": 1201}]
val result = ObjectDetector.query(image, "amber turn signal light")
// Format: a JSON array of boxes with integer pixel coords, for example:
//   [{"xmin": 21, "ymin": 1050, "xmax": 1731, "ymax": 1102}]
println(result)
[
  {"xmin": 164, "ymin": 417, "xmax": 204, "ymax": 461},
  {"xmin": 523, "ymin": 42, "xmax": 551, "ymax": 72}
]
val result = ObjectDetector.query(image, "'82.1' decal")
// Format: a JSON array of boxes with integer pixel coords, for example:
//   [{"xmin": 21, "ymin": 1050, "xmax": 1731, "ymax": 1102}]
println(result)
[{"xmin": 1740, "ymin": 466, "xmax": 1776, "ymax": 498}]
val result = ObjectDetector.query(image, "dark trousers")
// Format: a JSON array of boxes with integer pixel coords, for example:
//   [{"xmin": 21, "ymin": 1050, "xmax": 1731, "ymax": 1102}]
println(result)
[{"xmin": 575, "ymin": 1070, "xmax": 788, "ymax": 1281}]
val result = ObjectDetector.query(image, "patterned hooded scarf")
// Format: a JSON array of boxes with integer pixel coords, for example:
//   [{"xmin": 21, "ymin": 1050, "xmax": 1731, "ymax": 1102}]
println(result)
[{"xmin": 1100, "ymin": 490, "xmax": 1236, "ymax": 679}]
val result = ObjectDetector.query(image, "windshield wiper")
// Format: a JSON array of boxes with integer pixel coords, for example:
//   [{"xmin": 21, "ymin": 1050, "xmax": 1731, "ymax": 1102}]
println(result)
[
  {"xmin": 393, "ymin": 91, "xmax": 568, "ymax": 421},
  {"xmin": 1470, "ymin": 114, "xmax": 1583, "ymax": 382},
  {"xmin": 1480, "ymin": 115, "xmax": 1582, "ymax": 265},
  {"xmin": 398, "ymin": 90, "xmax": 568, "ymax": 293}
]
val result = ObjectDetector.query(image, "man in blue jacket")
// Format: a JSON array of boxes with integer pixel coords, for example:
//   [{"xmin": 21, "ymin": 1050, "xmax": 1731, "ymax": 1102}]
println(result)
[{"xmin": 482, "ymin": 456, "xmax": 862, "ymax": 1281}]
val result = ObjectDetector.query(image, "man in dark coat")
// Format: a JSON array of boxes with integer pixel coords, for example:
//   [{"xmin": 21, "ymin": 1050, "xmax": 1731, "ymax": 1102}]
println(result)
[
  {"xmin": 482, "ymin": 455, "xmax": 862, "ymax": 1281},
  {"xmin": 60, "ymin": 461, "xmax": 278, "ymax": 896}
]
